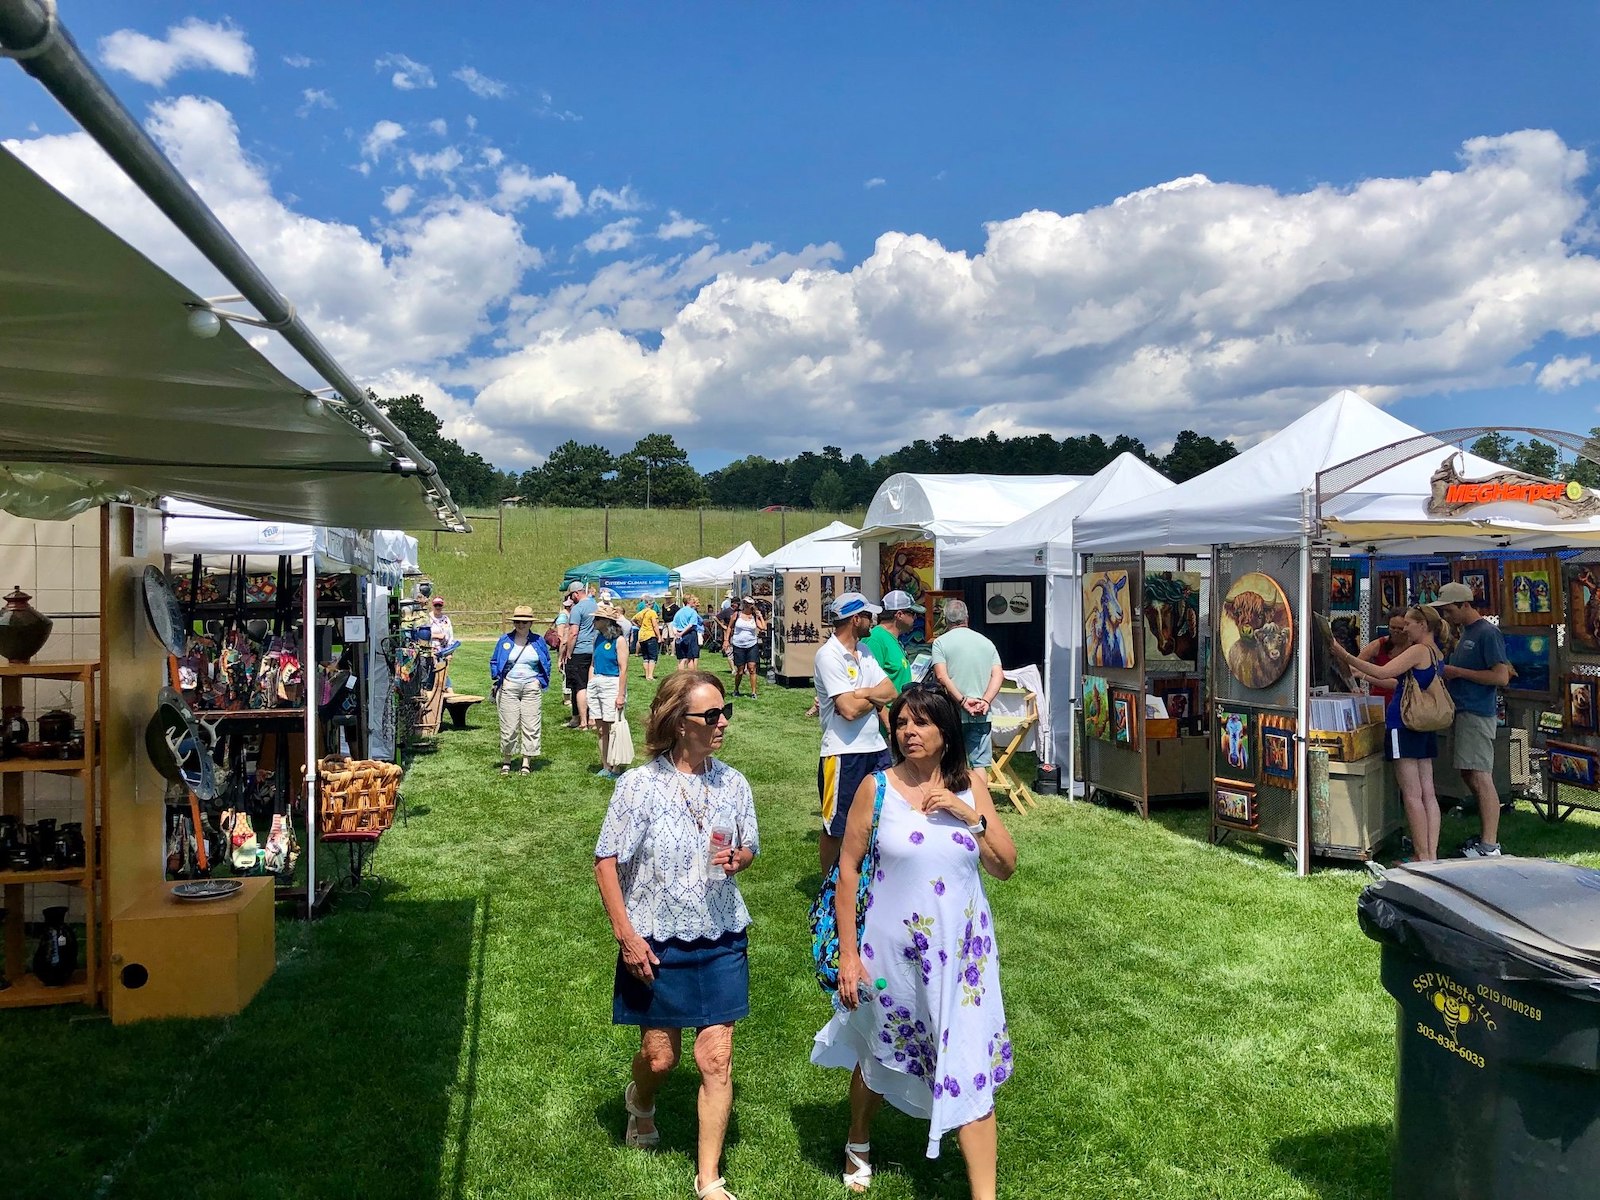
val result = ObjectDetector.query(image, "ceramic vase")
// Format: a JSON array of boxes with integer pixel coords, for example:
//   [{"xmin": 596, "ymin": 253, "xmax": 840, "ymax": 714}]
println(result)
[
  {"xmin": 0, "ymin": 586, "xmax": 53, "ymax": 664},
  {"xmin": 1, "ymin": 705, "xmax": 27, "ymax": 756},
  {"xmin": 32, "ymin": 905, "xmax": 76, "ymax": 986}
]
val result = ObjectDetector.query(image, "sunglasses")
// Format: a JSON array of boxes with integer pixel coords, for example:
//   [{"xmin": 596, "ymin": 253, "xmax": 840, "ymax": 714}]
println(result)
[{"xmin": 687, "ymin": 703, "xmax": 735, "ymax": 724}]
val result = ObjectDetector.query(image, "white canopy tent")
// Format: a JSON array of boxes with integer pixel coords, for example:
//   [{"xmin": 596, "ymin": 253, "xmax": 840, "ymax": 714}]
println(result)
[
  {"xmin": 676, "ymin": 541, "xmax": 764, "ymax": 592},
  {"xmin": 748, "ymin": 522, "xmax": 861, "ymax": 575},
  {"xmin": 942, "ymin": 454, "xmax": 1176, "ymax": 772},
  {"xmin": 849, "ymin": 474, "xmax": 1087, "ymax": 598},
  {"xmin": 161, "ymin": 499, "xmax": 369, "ymax": 574},
  {"xmin": 673, "ymin": 556, "xmax": 722, "ymax": 589}
]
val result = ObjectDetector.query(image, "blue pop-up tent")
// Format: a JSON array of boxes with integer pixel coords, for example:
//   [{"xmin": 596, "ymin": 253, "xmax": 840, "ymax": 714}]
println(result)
[{"xmin": 561, "ymin": 556, "xmax": 679, "ymax": 599}]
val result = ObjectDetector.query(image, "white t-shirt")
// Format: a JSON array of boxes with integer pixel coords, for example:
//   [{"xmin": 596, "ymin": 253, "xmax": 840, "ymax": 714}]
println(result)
[{"xmin": 814, "ymin": 635, "xmax": 889, "ymax": 757}]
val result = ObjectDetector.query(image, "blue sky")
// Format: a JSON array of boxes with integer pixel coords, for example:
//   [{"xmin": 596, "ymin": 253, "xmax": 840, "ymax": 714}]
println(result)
[{"xmin": 4, "ymin": 2, "xmax": 1600, "ymax": 472}]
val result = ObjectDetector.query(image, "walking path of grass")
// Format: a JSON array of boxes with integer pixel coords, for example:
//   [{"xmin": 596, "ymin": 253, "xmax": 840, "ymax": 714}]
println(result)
[{"xmin": 5, "ymin": 645, "xmax": 1600, "ymax": 1197}]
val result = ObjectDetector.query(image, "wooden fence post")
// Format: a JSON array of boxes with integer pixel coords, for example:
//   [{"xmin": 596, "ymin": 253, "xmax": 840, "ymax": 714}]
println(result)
[{"xmin": 604, "ymin": 505, "xmax": 610, "ymax": 553}]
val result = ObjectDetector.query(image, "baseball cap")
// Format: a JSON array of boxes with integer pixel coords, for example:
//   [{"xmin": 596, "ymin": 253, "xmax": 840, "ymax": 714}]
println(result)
[
  {"xmin": 881, "ymin": 589, "xmax": 925, "ymax": 614},
  {"xmin": 1435, "ymin": 582, "xmax": 1475, "ymax": 605},
  {"xmin": 831, "ymin": 592, "xmax": 881, "ymax": 621},
  {"xmin": 565, "ymin": 581, "xmax": 585, "ymax": 595},
  {"xmin": 431, "ymin": 596, "xmax": 445, "ymax": 607}
]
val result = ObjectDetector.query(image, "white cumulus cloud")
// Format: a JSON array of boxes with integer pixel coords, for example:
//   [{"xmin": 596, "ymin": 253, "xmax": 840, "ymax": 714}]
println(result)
[
  {"xmin": 427, "ymin": 118, "xmax": 449, "ymax": 137},
  {"xmin": 283, "ymin": 54, "xmax": 314, "ymax": 68},
  {"xmin": 100, "ymin": 17, "xmax": 254, "ymax": 88},
  {"xmin": 408, "ymin": 147, "xmax": 464, "ymax": 178},
  {"xmin": 494, "ymin": 166, "xmax": 583, "ymax": 217},
  {"xmin": 375, "ymin": 53, "xmax": 435, "ymax": 90},
  {"xmin": 588, "ymin": 185, "xmax": 646, "ymax": 214},
  {"xmin": 585, "ymin": 219, "xmax": 641, "ymax": 254},
  {"xmin": 296, "ymin": 88, "xmax": 335, "ymax": 117},
  {"xmin": 360, "ymin": 119, "xmax": 405, "ymax": 161},
  {"xmin": 1538, "ymin": 355, "xmax": 1600, "ymax": 391},
  {"xmin": 656, "ymin": 211, "xmax": 710, "ymax": 240},
  {"xmin": 383, "ymin": 185, "xmax": 416, "ymax": 214},
  {"xmin": 864, "ymin": 177, "xmax": 886, "ymax": 189},
  {"xmin": 4, "ymin": 96, "xmax": 536, "ymax": 379},
  {"xmin": 453, "ymin": 67, "xmax": 510, "ymax": 99}
]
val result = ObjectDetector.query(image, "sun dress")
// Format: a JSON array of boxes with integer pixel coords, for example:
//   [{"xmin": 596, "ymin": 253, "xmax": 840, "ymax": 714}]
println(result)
[{"xmin": 811, "ymin": 773, "xmax": 1013, "ymax": 1158}]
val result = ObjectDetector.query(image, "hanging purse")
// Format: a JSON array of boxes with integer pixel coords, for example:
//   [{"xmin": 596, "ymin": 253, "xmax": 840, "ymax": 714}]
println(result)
[
  {"xmin": 1401, "ymin": 648, "xmax": 1455, "ymax": 732},
  {"xmin": 808, "ymin": 772, "xmax": 886, "ymax": 993}
]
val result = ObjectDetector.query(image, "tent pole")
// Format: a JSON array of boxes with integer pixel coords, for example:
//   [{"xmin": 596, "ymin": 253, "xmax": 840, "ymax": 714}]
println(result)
[
  {"xmin": 0, "ymin": 0, "xmax": 465, "ymax": 532},
  {"xmin": 304, "ymin": 553, "xmax": 318, "ymax": 917},
  {"xmin": 1296, "ymin": 489, "xmax": 1313, "ymax": 878}
]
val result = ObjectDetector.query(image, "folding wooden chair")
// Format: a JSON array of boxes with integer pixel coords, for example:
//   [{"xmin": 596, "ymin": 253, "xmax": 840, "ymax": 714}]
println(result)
[{"xmin": 986, "ymin": 683, "xmax": 1039, "ymax": 813}]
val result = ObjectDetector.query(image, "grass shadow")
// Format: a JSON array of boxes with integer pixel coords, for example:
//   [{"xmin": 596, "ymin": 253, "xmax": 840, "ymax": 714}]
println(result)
[
  {"xmin": 792, "ymin": 1099, "xmax": 968, "ymax": 1194},
  {"xmin": 1271, "ymin": 1122, "xmax": 1391, "ymax": 1200},
  {"xmin": 590, "ymin": 1063, "xmax": 743, "ymax": 1156}
]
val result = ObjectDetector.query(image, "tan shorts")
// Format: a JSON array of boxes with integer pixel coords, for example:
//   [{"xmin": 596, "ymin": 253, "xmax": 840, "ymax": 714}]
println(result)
[
  {"xmin": 587, "ymin": 674, "xmax": 621, "ymax": 722},
  {"xmin": 1452, "ymin": 711, "xmax": 1496, "ymax": 773}
]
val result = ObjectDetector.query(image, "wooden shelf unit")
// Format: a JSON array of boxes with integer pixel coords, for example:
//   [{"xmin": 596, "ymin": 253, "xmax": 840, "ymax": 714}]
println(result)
[{"xmin": 0, "ymin": 660, "xmax": 100, "ymax": 1009}]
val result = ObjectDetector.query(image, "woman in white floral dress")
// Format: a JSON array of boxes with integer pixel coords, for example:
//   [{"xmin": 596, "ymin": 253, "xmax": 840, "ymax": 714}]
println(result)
[{"xmin": 812, "ymin": 684, "xmax": 1017, "ymax": 1198}]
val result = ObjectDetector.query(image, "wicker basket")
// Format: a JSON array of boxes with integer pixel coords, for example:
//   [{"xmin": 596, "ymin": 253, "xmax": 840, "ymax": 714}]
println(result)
[{"xmin": 318, "ymin": 755, "xmax": 403, "ymax": 835}]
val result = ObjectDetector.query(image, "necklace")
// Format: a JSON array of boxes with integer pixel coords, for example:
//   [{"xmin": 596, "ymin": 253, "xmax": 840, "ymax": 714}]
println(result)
[
  {"xmin": 896, "ymin": 765, "xmax": 940, "ymax": 811},
  {"xmin": 670, "ymin": 757, "xmax": 712, "ymax": 831}
]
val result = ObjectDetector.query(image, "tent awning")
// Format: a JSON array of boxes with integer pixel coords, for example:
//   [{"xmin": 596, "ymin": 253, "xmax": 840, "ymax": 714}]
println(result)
[
  {"xmin": 563, "ymin": 557, "xmax": 679, "ymax": 599},
  {"xmin": 0, "ymin": 145, "xmax": 461, "ymax": 531}
]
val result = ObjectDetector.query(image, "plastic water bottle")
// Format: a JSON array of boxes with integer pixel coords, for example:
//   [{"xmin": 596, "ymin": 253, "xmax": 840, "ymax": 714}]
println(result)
[
  {"xmin": 708, "ymin": 825, "xmax": 735, "ymax": 878},
  {"xmin": 857, "ymin": 976, "xmax": 888, "ymax": 1004}
]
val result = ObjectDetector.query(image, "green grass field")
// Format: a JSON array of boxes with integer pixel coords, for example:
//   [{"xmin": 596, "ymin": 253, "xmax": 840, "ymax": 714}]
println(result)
[
  {"xmin": 419, "ymin": 507, "xmax": 862, "ymax": 626},
  {"xmin": 7, "ymin": 648, "xmax": 1600, "ymax": 1198}
]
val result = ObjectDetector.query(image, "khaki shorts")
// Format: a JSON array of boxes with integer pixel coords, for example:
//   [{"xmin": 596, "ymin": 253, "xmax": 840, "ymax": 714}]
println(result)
[
  {"xmin": 1452, "ymin": 711, "xmax": 1496, "ymax": 773},
  {"xmin": 587, "ymin": 674, "xmax": 621, "ymax": 722}
]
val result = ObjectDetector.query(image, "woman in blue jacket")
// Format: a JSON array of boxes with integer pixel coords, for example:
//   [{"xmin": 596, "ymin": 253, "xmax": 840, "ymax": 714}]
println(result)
[{"xmin": 491, "ymin": 605, "xmax": 552, "ymax": 775}]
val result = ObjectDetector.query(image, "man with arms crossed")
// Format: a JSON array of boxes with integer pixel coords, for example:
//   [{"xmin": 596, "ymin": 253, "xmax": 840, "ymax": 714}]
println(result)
[
  {"xmin": 931, "ymin": 598, "xmax": 1005, "ymax": 769},
  {"xmin": 814, "ymin": 593, "xmax": 898, "ymax": 874},
  {"xmin": 1436, "ymin": 581, "xmax": 1511, "ymax": 857}
]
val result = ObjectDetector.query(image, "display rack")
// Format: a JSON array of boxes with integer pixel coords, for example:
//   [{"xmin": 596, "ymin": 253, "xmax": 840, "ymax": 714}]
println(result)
[{"xmin": 0, "ymin": 660, "xmax": 100, "ymax": 1010}]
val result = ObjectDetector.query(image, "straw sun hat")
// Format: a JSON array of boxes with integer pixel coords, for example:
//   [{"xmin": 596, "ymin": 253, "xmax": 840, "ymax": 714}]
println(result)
[{"xmin": 511, "ymin": 605, "xmax": 535, "ymax": 621}]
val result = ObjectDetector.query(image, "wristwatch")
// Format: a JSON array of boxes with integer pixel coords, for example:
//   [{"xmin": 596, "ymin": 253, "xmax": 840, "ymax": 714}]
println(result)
[{"xmin": 967, "ymin": 815, "xmax": 987, "ymax": 836}]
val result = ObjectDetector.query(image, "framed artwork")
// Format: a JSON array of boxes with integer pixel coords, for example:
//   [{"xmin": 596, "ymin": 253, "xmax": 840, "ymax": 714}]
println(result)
[
  {"xmin": 1329, "ymin": 565, "xmax": 1358, "ymax": 610},
  {"xmin": 1154, "ymin": 678, "xmax": 1202, "ymax": 735},
  {"xmin": 1219, "ymin": 572, "xmax": 1293, "ymax": 690},
  {"xmin": 1546, "ymin": 740, "xmax": 1600, "ymax": 791},
  {"xmin": 1111, "ymin": 687, "xmax": 1141, "ymax": 750},
  {"xmin": 1539, "ymin": 709, "xmax": 1566, "ymax": 733},
  {"xmin": 1143, "ymin": 570, "xmax": 1201, "ymax": 668},
  {"xmin": 1083, "ymin": 568, "xmax": 1136, "ymax": 670},
  {"xmin": 1503, "ymin": 557, "xmax": 1558, "ymax": 627},
  {"xmin": 1214, "ymin": 704, "xmax": 1258, "ymax": 783},
  {"xmin": 1454, "ymin": 559, "xmax": 1498, "ymax": 616},
  {"xmin": 1566, "ymin": 676, "xmax": 1599, "ymax": 734},
  {"xmin": 1564, "ymin": 562, "xmax": 1600, "ymax": 655},
  {"xmin": 880, "ymin": 541, "xmax": 935, "ymax": 604},
  {"xmin": 1502, "ymin": 631, "xmax": 1554, "ymax": 697},
  {"xmin": 1083, "ymin": 675, "xmax": 1113, "ymax": 742},
  {"xmin": 1260, "ymin": 713, "xmax": 1297, "ymax": 787},
  {"xmin": 1409, "ymin": 561, "xmax": 1450, "ymax": 607},
  {"xmin": 984, "ymin": 581, "xmax": 1033, "ymax": 624},
  {"xmin": 1378, "ymin": 571, "xmax": 1406, "ymax": 614},
  {"xmin": 1214, "ymin": 781, "xmax": 1259, "ymax": 831},
  {"xmin": 921, "ymin": 590, "xmax": 965, "ymax": 645}
]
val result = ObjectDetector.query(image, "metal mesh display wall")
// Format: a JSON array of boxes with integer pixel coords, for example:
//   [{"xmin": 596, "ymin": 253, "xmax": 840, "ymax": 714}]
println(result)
[{"xmin": 1212, "ymin": 542, "xmax": 1315, "ymax": 848}]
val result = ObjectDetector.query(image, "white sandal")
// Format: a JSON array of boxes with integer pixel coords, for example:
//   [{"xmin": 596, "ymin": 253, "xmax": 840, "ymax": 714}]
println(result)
[
  {"xmin": 695, "ymin": 1176, "xmax": 738, "ymax": 1200},
  {"xmin": 843, "ymin": 1142, "xmax": 872, "ymax": 1192},
  {"xmin": 624, "ymin": 1082, "xmax": 659, "ymax": 1149}
]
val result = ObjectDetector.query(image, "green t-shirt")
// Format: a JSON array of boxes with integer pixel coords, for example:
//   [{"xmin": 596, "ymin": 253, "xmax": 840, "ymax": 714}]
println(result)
[
  {"xmin": 931, "ymin": 626, "xmax": 1002, "ymax": 723},
  {"xmin": 861, "ymin": 624, "xmax": 912, "ymax": 692}
]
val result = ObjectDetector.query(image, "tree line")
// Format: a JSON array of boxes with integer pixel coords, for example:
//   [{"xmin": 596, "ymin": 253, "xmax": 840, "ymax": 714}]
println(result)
[{"xmin": 376, "ymin": 392, "xmax": 1243, "ymax": 511}]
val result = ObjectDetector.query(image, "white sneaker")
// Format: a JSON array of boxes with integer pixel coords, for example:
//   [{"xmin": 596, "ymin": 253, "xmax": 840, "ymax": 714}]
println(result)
[{"xmin": 1462, "ymin": 842, "xmax": 1504, "ymax": 858}]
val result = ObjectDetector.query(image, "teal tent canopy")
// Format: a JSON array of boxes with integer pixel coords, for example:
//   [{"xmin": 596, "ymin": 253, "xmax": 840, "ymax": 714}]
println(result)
[{"xmin": 562, "ymin": 556, "xmax": 679, "ymax": 599}]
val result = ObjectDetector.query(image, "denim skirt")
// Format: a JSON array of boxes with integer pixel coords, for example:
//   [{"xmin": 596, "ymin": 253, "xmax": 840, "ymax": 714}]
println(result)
[{"xmin": 613, "ymin": 929, "xmax": 750, "ymax": 1028}]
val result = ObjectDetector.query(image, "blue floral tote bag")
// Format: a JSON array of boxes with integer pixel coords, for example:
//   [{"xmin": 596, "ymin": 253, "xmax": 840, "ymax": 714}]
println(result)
[{"xmin": 808, "ymin": 772, "xmax": 886, "ymax": 993}]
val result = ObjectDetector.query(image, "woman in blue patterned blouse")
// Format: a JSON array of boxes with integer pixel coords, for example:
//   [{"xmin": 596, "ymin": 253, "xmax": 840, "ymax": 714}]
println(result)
[{"xmin": 595, "ymin": 670, "xmax": 758, "ymax": 1200}]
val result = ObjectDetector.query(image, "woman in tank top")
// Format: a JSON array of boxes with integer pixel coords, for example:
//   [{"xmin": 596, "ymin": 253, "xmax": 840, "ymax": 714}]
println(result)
[
  {"xmin": 726, "ymin": 598, "xmax": 766, "ymax": 698},
  {"xmin": 1335, "ymin": 605, "xmax": 1444, "ymax": 861}
]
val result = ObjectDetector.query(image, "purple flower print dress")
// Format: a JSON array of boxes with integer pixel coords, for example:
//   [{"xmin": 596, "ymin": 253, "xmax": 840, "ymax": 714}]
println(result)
[{"xmin": 811, "ymin": 773, "xmax": 1013, "ymax": 1158}]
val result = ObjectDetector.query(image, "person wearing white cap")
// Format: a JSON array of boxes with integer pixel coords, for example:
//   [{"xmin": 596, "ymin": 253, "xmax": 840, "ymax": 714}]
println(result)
[
  {"xmin": 1436, "ymin": 580, "xmax": 1511, "ymax": 857},
  {"xmin": 813, "ymin": 593, "xmax": 898, "ymax": 874},
  {"xmin": 862, "ymin": 590, "xmax": 922, "ymax": 694}
]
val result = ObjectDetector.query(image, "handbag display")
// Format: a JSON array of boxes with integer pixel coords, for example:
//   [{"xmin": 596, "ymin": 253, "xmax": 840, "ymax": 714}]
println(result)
[
  {"xmin": 1401, "ymin": 649, "xmax": 1455, "ymax": 732},
  {"xmin": 808, "ymin": 772, "xmax": 886, "ymax": 993}
]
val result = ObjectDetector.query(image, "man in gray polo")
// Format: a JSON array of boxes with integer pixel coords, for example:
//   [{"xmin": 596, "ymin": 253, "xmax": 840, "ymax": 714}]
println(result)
[{"xmin": 1436, "ymin": 581, "xmax": 1511, "ymax": 857}]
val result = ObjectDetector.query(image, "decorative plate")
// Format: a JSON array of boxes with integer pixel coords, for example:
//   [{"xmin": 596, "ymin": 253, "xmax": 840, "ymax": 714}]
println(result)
[
  {"xmin": 141, "ymin": 566, "xmax": 188, "ymax": 657},
  {"xmin": 172, "ymin": 879, "xmax": 243, "ymax": 901}
]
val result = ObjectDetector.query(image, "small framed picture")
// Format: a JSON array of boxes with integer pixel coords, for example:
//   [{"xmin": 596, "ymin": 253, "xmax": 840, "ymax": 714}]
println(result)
[
  {"xmin": 1329, "ymin": 566, "xmax": 1358, "ymax": 610},
  {"xmin": 1378, "ymin": 571, "xmax": 1406, "ymax": 614},
  {"xmin": 1504, "ymin": 557, "xmax": 1559, "ymax": 627},
  {"xmin": 1454, "ymin": 559, "xmax": 1498, "ymax": 616},
  {"xmin": 1214, "ymin": 780, "xmax": 1258, "ymax": 831},
  {"xmin": 1111, "ymin": 687, "xmax": 1141, "ymax": 751},
  {"xmin": 1260, "ymin": 713, "xmax": 1297, "ymax": 787},
  {"xmin": 1410, "ymin": 561, "xmax": 1450, "ymax": 607},
  {"xmin": 1214, "ymin": 704, "xmax": 1258, "ymax": 783},
  {"xmin": 1154, "ymin": 678, "xmax": 1202, "ymax": 735},
  {"xmin": 1566, "ymin": 677, "xmax": 1599, "ymax": 734},
  {"xmin": 1546, "ymin": 740, "xmax": 1600, "ymax": 791}
]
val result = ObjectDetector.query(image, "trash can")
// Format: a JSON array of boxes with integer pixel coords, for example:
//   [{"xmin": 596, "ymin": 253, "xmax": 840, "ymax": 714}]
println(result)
[{"xmin": 1358, "ymin": 859, "xmax": 1600, "ymax": 1200}]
